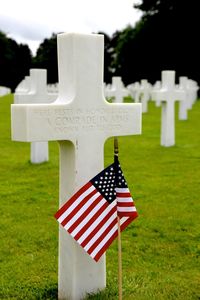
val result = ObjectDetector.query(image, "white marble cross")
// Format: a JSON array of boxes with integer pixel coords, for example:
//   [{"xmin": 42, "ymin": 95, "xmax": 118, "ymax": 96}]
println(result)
[
  {"xmin": 134, "ymin": 79, "xmax": 152, "ymax": 112},
  {"xmin": 11, "ymin": 33, "xmax": 142, "ymax": 300},
  {"xmin": 105, "ymin": 76, "xmax": 129, "ymax": 103},
  {"xmin": 187, "ymin": 79, "xmax": 199, "ymax": 108},
  {"xmin": 151, "ymin": 71, "xmax": 185, "ymax": 146},
  {"xmin": 178, "ymin": 76, "xmax": 189, "ymax": 120},
  {"xmin": 138, "ymin": 79, "xmax": 152, "ymax": 113},
  {"xmin": 14, "ymin": 69, "xmax": 57, "ymax": 163},
  {"xmin": 14, "ymin": 69, "xmax": 57, "ymax": 104},
  {"xmin": 151, "ymin": 81, "xmax": 161, "ymax": 107}
]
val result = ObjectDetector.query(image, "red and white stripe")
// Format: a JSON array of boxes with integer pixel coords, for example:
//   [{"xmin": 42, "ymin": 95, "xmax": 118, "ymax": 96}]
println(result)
[
  {"xmin": 55, "ymin": 182, "xmax": 137, "ymax": 262},
  {"xmin": 116, "ymin": 187, "xmax": 137, "ymax": 218}
]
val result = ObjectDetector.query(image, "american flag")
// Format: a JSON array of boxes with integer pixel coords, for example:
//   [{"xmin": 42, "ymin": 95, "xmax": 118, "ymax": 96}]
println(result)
[{"xmin": 55, "ymin": 155, "xmax": 138, "ymax": 262}]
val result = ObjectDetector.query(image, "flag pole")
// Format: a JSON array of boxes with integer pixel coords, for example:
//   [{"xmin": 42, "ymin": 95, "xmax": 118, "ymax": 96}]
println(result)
[
  {"xmin": 117, "ymin": 215, "xmax": 122, "ymax": 300},
  {"xmin": 114, "ymin": 137, "xmax": 123, "ymax": 300}
]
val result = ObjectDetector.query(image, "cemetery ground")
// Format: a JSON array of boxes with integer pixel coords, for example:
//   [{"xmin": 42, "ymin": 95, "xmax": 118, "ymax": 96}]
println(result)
[{"xmin": 0, "ymin": 94, "xmax": 200, "ymax": 300}]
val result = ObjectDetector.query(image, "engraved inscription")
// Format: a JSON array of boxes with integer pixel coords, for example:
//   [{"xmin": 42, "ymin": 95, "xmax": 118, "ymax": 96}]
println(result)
[{"xmin": 32, "ymin": 107, "xmax": 130, "ymax": 134}]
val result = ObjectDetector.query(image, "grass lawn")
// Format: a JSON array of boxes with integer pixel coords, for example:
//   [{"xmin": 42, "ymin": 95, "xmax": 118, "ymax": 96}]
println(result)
[{"xmin": 0, "ymin": 94, "xmax": 200, "ymax": 299}]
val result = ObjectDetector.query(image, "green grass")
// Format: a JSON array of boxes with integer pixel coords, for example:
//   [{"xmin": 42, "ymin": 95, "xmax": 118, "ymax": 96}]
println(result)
[{"xmin": 0, "ymin": 94, "xmax": 200, "ymax": 299}]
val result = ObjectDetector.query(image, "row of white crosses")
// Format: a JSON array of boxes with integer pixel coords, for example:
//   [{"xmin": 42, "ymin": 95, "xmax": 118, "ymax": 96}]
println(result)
[
  {"xmin": 11, "ymin": 33, "xmax": 142, "ymax": 300},
  {"xmin": 14, "ymin": 69, "xmax": 57, "ymax": 163},
  {"xmin": 127, "ymin": 71, "xmax": 198, "ymax": 147},
  {"xmin": 104, "ymin": 73, "xmax": 198, "ymax": 124},
  {"xmin": 128, "ymin": 76, "xmax": 198, "ymax": 115},
  {"xmin": 97, "ymin": 71, "xmax": 198, "ymax": 149}
]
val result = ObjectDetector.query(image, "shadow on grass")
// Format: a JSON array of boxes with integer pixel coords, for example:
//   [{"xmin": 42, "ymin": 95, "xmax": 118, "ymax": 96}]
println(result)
[
  {"xmin": 36, "ymin": 284, "xmax": 58, "ymax": 300},
  {"xmin": 84, "ymin": 288, "xmax": 118, "ymax": 300},
  {"xmin": 39, "ymin": 286, "xmax": 115, "ymax": 300}
]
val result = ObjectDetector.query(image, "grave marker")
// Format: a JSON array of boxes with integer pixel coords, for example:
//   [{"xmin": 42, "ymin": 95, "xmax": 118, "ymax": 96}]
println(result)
[
  {"xmin": 187, "ymin": 79, "xmax": 199, "ymax": 109},
  {"xmin": 178, "ymin": 76, "xmax": 189, "ymax": 120},
  {"xmin": 105, "ymin": 76, "xmax": 129, "ymax": 103},
  {"xmin": 11, "ymin": 33, "xmax": 142, "ymax": 300},
  {"xmin": 151, "ymin": 81, "xmax": 161, "ymax": 107},
  {"xmin": 139, "ymin": 79, "xmax": 151, "ymax": 113},
  {"xmin": 151, "ymin": 70, "xmax": 185, "ymax": 146},
  {"xmin": 14, "ymin": 69, "xmax": 57, "ymax": 163},
  {"xmin": 134, "ymin": 79, "xmax": 151, "ymax": 112}
]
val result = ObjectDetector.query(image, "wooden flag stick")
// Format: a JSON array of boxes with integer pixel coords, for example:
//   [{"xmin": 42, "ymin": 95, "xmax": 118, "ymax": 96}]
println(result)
[
  {"xmin": 114, "ymin": 137, "xmax": 123, "ymax": 300},
  {"xmin": 114, "ymin": 137, "xmax": 119, "ymax": 156},
  {"xmin": 117, "ymin": 216, "xmax": 123, "ymax": 300}
]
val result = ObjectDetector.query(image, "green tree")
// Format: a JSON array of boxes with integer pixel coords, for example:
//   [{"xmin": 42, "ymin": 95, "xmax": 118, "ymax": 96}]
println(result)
[
  {"xmin": 0, "ymin": 31, "xmax": 32, "ymax": 91},
  {"xmin": 113, "ymin": 0, "xmax": 200, "ymax": 85},
  {"xmin": 33, "ymin": 33, "xmax": 58, "ymax": 84}
]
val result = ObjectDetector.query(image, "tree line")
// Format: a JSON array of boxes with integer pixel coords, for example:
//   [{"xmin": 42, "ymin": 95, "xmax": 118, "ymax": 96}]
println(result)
[{"xmin": 1, "ymin": 0, "xmax": 200, "ymax": 92}]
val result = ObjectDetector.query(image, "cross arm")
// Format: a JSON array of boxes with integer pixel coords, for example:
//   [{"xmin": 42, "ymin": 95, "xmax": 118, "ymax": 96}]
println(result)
[
  {"xmin": 151, "ymin": 89, "xmax": 168, "ymax": 101},
  {"xmin": 11, "ymin": 103, "xmax": 74, "ymax": 142},
  {"xmin": 173, "ymin": 89, "xmax": 186, "ymax": 101},
  {"xmin": 14, "ymin": 93, "xmax": 57, "ymax": 104},
  {"xmin": 11, "ymin": 102, "xmax": 141, "ymax": 142},
  {"xmin": 105, "ymin": 102, "xmax": 141, "ymax": 137}
]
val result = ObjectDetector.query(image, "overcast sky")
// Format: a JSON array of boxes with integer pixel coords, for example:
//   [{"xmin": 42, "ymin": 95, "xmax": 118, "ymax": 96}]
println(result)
[{"xmin": 0, "ymin": 0, "xmax": 142, "ymax": 55}]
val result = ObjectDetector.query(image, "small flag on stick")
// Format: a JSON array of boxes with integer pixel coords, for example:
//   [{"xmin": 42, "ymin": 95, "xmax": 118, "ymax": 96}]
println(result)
[{"xmin": 55, "ymin": 141, "xmax": 138, "ymax": 262}]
